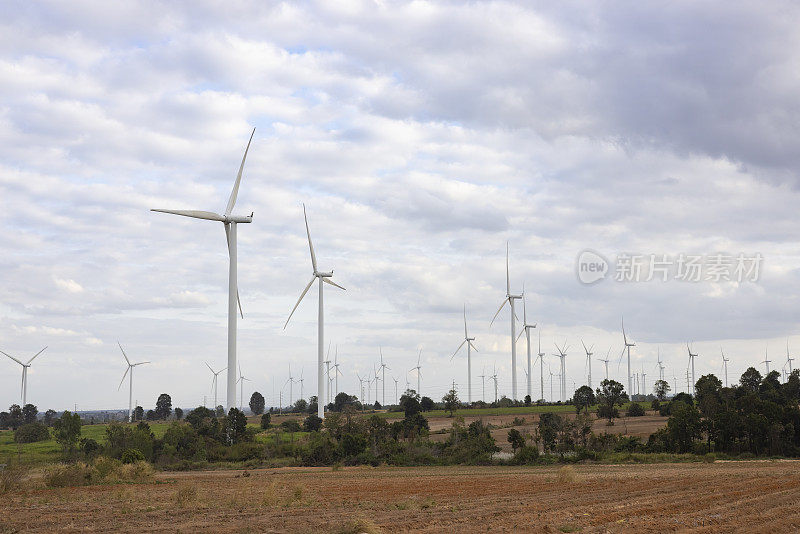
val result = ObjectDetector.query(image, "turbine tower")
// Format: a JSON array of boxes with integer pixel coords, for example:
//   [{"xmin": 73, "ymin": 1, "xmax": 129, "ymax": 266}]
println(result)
[
  {"xmin": 720, "ymin": 347, "xmax": 729, "ymax": 387},
  {"xmin": 1, "ymin": 346, "xmax": 47, "ymax": 407},
  {"xmin": 537, "ymin": 329, "xmax": 545, "ymax": 401},
  {"xmin": 116, "ymin": 343, "xmax": 149, "ymax": 423},
  {"xmin": 687, "ymin": 343, "xmax": 698, "ymax": 396},
  {"xmin": 393, "ymin": 376, "xmax": 399, "ymax": 405},
  {"xmin": 299, "ymin": 368, "xmax": 304, "ymax": 401},
  {"xmin": 656, "ymin": 347, "xmax": 665, "ymax": 382},
  {"xmin": 786, "ymin": 341, "xmax": 794, "ymax": 377},
  {"xmin": 284, "ymin": 204, "xmax": 346, "ymax": 419},
  {"xmin": 410, "ymin": 350, "xmax": 422, "ymax": 396},
  {"xmin": 621, "ymin": 317, "xmax": 635, "ymax": 398},
  {"xmin": 762, "ymin": 347, "xmax": 771, "ymax": 375},
  {"xmin": 452, "ymin": 304, "xmax": 478, "ymax": 403},
  {"xmin": 152, "ymin": 128, "xmax": 254, "ymax": 410},
  {"xmin": 553, "ymin": 341, "xmax": 568, "ymax": 402},
  {"xmin": 490, "ymin": 366, "xmax": 499, "ymax": 403},
  {"xmin": 598, "ymin": 347, "xmax": 611, "ymax": 381},
  {"xmin": 285, "ymin": 364, "xmax": 295, "ymax": 408},
  {"xmin": 205, "ymin": 362, "xmax": 226, "ymax": 410},
  {"xmin": 478, "ymin": 367, "xmax": 486, "ymax": 402},
  {"xmin": 581, "ymin": 340, "xmax": 593, "ymax": 389},
  {"xmin": 490, "ymin": 242, "xmax": 522, "ymax": 400},
  {"xmin": 333, "ymin": 347, "xmax": 342, "ymax": 401},
  {"xmin": 517, "ymin": 291, "xmax": 537, "ymax": 399}
]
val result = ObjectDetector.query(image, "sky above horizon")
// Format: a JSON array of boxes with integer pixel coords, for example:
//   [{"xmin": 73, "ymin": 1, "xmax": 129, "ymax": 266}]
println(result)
[{"xmin": 2, "ymin": 1, "xmax": 800, "ymax": 412}]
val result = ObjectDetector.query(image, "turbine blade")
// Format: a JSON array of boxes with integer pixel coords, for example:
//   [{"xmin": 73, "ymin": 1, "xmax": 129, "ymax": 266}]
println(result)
[
  {"xmin": 302, "ymin": 204, "xmax": 318, "ymax": 272},
  {"xmin": 284, "ymin": 275, "xmax": 317, "ymax": 329},
  {"xmin": 506, "ymin": 241, "xmax": 510, "ymax": 295},
  {"xmin": 463, "ymin": 304, "xmax": 468, "ymax": 338},
  {"xmin": 118, "ymin": 366, "xmax": 130, "ymax": 391},
  {"xmin": 225, "ymin": 127, "xmax": 255, "ymax": 217},
  {"xmin": 224, "ymin": 224, "xmax": 245, "ymax": 318},
  {"xmin": 322, "ymin": 277, "xmax": 346, "ymax": 291},
  {"xmin": 151, "ymin": 209, "xmax": 225, "ymax": 221},
  {"xmin": 206, "ymin": 362, "xmax": 214, "ymax": 373},
  {"xmin": 0, "ymin": 350, "xmax": 24, "ymax": 366},
  {"xmin": 26, "ymin": 346, "xmax": 47, "ymax": 365},
  {"xmin": 117, "ymin": 342, "xmax": 130, "ymax": 366},
  {"xmin": 451, "ymin": 339, "xmax": 467, "ymax": 360},
  {"xmin": 469, "ymin": 341, "xmax": 478, "ymax": 352},
  {"xmin": 516, "ymin": 329, "xmax": 525, "ymax": 343},
  {"xmin": 490, "ymin": 299, "xmax": 508, "ymax": 327}
]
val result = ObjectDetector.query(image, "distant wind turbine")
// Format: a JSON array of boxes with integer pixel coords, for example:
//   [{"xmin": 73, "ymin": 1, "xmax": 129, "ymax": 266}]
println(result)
[
  {"xmin": 379, "ymin": 347, "xmax": 390, "ymax": 406},
  {"xmin": 410, "ymin": 350, "xmax": 422, "ymax": 396},
  {"xmin": 516, "ymin": 291, "xmax": 537, "ymax": 399},
  {"xmin": 762, "ymin": 347, "xmax": 771, "ymax": 375},
  {"xmin": 151, "ymin": 128, "xmax": 254, "ymax": 411},
  {"xmin": 205, "ymin": 362, "xmax": 226, "ymax": 410},
  {"xmin": 553, "ymin": 341, "xmax": 568, "ymax": 402},
  {"xmin": 452, "ymin": 305, "xmax": 478, "ymax": 403},
  {"xmin": 720, "ymin": 347, "xmax": 730, "ymax": 387},
  {"xmin": 116, "ymin": 343, "xmax": 148, "ymax": 423},
  {"xmin": 598, "ymin": 347, "xmax": 611, "ymax": 381},
  {"xmin": 687, "ymin": 343, "xmax": 698, "ymax": 396},
  {"xmin": 621, "ymin": 317, "xmax": 635, "ymax": 397},
  {"xmin": 786, "ymin": 341, "xmax": 794, "ymax": 378},
  {"xmin": 581, "ymin": 340, "xmax": 594, "ymax": 389},
  {"xmin": 237, "ymin": 365, "xmax": 250, "ymax": 410},
  {"xmin": 537, "ymin": 329, "xmax": 545, "ymax": 401},
  {"xmin": 284, "ymin": 204, "xmax": 346, "ymax": 419},
  {"xmin": 490, "ymin": 242, "xmax": 522, "ymax": 400},
  {"xmin": 1, "ymin": 346, "xmax": 47, "ymax": 407}
]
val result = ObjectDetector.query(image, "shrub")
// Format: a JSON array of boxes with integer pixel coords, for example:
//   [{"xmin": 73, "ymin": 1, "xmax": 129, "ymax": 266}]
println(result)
[
  {"xmin": 512, "ymin": 445, "xmax": 540, "ymax": 465},
  {"xmin": 260, "ymin": 413, "xmax": 271, "ymax": 429},
  {"xmin": 121, "ymin": 448, "xmax": 145, "ymax": 464},
  {"xmin": 114, "ymin": 461, "xmax": 155, "ymax": 483},
  {"xmin": 557, "ymin": 465, "xmax": 579, "ymax": 483},
  {"xmin": 14, "ymin": 422, "xmax": 50, "ymax": 443},
  {"xmin": 80, "ymin": 438, "xmax": 102, "ymax": 459},
  {"xmin": 627, "ymin": 403, "xmax": 645, "ymax": 417},
  {"xmin": 303, "ymin": 414, "xmax": 323, "ymax": 432},
  {"xmin": 44, "ymin": 463, "xmax": 95, "ymax": 487},
  {"xmin": 0, "ymin": 464, "xmax": 28, "ymax": 493}
]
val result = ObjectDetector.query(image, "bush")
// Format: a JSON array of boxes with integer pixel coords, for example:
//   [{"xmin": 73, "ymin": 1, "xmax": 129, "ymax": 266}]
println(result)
[
  {"xmin": 0, "ymin": 464, "xmax": 28, "ymax": 493},
  {"xmin": 627, "ymin": 403, "xmax": 645, "ymax": 417},
  {"xmin": 121, "ymin": 448, "xmax": 145, "ymax": 464},
  {"xmin": 303, "ymin": 414, "xmax": 323, "ymax": 432},
  {"xmin": 80, "ymin": 438, "xmax": 102, "ymax": 458},
  {"xmin": 512, "ymin": 445, "xmax": 540, "ymax": 465},
  {"xmin": 44, "ymin": 458, "xmax": 155, "ymax": 487},
  {"xmin": 44, "ymin": 463, "xmax": 95, "ymax": 487},
  {"xmin": 13, "ymin": 422, "xmax": 50, "ymax": 443},
  {"xmin": 260, "ymin": 413, "xmax": 271, "ymax": 429}
]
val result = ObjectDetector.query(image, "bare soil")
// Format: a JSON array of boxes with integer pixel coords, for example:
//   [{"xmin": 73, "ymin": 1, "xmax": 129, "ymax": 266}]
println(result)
[{"xmin": 3, "ymin": 461, "xmax": 800, "ymax": 533}]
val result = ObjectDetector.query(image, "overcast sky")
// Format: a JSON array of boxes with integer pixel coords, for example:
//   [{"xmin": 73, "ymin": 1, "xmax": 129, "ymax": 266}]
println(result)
[{"xmin": 2, "ymin": 1, "xmax": 800, "ymax": 412}]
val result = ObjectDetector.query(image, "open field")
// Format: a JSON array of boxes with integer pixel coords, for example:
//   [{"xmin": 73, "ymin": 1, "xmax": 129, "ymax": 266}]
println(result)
[{"xmin": 3, "ymin": 461, "xmax": 800, "ymax": 532}]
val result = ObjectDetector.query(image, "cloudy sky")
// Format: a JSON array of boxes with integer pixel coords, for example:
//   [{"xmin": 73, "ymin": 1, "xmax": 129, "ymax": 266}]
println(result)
[{"xmin": 2, "ymin": 1, "xmax": 800, "ymax": 412}]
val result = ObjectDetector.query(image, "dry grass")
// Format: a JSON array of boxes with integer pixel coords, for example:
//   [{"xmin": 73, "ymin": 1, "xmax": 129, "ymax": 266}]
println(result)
[
  {"xmin": 333, "ymin": 515, "xmax": 383, "ymax": 534},
  {"xmin": 44, "ymin": 459, "xmax": 154, "ymax": 488},
  {"xmin": 557, "ymin": 465, "xmax": 580, "ymax": 484},
  {"xmin": 174, "ymin": 483, "xmax": 198, "ymax": 507},
  {"xmin": 0, "ymin": 464, "xmax": 29, "ymax": 493}
]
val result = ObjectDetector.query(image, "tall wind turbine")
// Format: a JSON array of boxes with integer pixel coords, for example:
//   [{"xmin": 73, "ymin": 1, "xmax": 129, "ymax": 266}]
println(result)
[
  {"xmin": 553, "ymin": 341, "xmax": 568, "ymax": 402},
  {"xmin": 598, "ymin": 348, "xmax": 611, "ymax": 381},
  {"xmin": 299, "ymin": 368, "xmax": 304, "ymax": 401},
  {"xmin": 410, "ymin": 350, "xmax": 422, "ymax": 396},
  {"xmin": 621, "ymin": 317, "xmax": 635, "ymax": 397},
  {"xmin": 205, "ymin": 362, "xmax": 226, "ymax": 409},
  {"xmin": 490, "ymin": 365, "xmax": 499, "ymax": 403},
  {"xmin": 379, "ymin": 348, "xmax": 390, "ymax": 406},
  {"xmin": 720, "ymin": 347, "xmax": 730, "ymax": 387},
  {"xmin": 656, "ymin": 347, "xmax": 665, "ymax": 382},
  {"xmin": 237, "ymin": 364, "xmax": 250, "ymax": 410},
  {"xmin": 452, "ymin": 305, "xmax": 478, "ymax": 403},
  {"xmin": 393, "ymin": 376, "xmax": 399, "ymax": 405},
  {"xmin": 786, "ymin": 341, "xmax": 794, "ymax": 377},
  {"xmin": 1, "ymin": 346, "xmax": 47, "ymax": 407},
  {"xmin": 687, "ymin": 343, "xmax": 698, "ymax": 396},
  {"xmin": 152, "ymin": 128, "xmax": 254, "ymax": 411},
  {"xmin": 762, "ymin": 347, "xmax": 771, "ymax": 375},
  {"xmin": 537, "ymin": 329, "xmax": 545, "ymax": 401},
  {"xmin": 516, "ymin": 291, "xmax": 537, "ymax": 399},
  {"xmin": 332, "ymin": 347, "xmax": 342, "ymax": 401},
  {"xmin": 581, "ymin": 340, "xmax": 593, "ymax": 389},
  {"xmin": 284, "ymin": 204, "xmax": 346, "ymax": 419},
  {"xmin": 490, "ymin": 242, "xmax": 522, "ymax": 400},
  {"xmin": 285, "ymin": 364, "xmax": 295, "ymax": 408},
  {"xmin": 117, "ymin": 343, "xmax": 149, "ymax": 423},
  {"xmin": 478, "ymin": 367, "xmax": 486, "ymax": 402}
]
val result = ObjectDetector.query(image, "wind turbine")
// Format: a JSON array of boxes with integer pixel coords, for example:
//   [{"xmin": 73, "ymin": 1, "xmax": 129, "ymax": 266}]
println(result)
[
  {"xmin": 284, "ymin": 204, "xmax": 346, "ymax": 419},
  {"xmin": 687, "ymin": 343, "xmax": 698, "ymax": 396},
  {"xmin": 152, "ymin": 128, "xmax": 254, "ymax": 411},
  {"xmin": 553, "ymin": 341, "xmax": 568, "ymax": 402},
  {"xmin": 379, "ymin": 347, "xmax": 390, "ymax": 406},
  {"xmin": 285, "ymin": 364, "xmax": 295, "ymax": 408},
  {"xmin": 478, "ymin": 367, "xmax": 486, "ymax": 402},
  {"xmin": 762, "ymin": 347, "xmax": 771, "ymax": 375},
  {"xmin": 452, "ymin": 304, "xmax": 478, "ymax": 403},
  {"xmin": 323, "ymin": 343, "xmax": 332, "ymax": 405},
  {"xmin": 356, "ymin": 373, "xmax": 365, "ymax": 405},
  {"xmin": 299, "ymin": 368, "xmax": 304, "ymax": 401},
  {"xmin": 621, "ymin": 317, "xmax": 635, "ymax": 398},
  {"xmin": 581, "ymin": 340, "xmax": 593, "ymax": 389},
  {"xmin": 516, "ymin": 291, "xmax": 537, "ymax": 399},
  {"xmin": 598, "ymin": 347, "xmax": 611, "ymax": 381},
  {"xmin": 490, "ymin": 242, "xmax": 522, "ymax": 400},
  {"xmin": 393, "ymin": 376, "xmax": 399, "ymax": 405},
  {"xmin": 373, "ymin": 363, "xmax": 380, "ymax": 405},
  {"xmin": 332, "ymin": 347, "xmax": 343, "ymax": 401},
  {"xmin": 116, "ymin": 343, "xmax": 149, "ymax": 423},
  {"xmin": 786, "ymin": 341, "xmax": 794, "ymax": 378},
  {"xmin": 490, "ymin": 365, "xmax": 499, "ymax": 403},
  {"xmin": 410, "ymin": 350, "xmax": 422, "ymax": 396},
  {"xmin": 656, "ymin": 347, "xmax": 665, "ymax": 382},
  {"xmin": 1, "ymin": 346, "xmax": 47, "ymax": 407},
  {"xmin": 237, "ymin": 364, "xmax": 250, "ymax": 410},
  {"xmin": 537, "ymin": 329, "xmax": 545, "ymax": 401},
  {"xmin": 720, "ymin": 347, "xmax": 730, "ymax": 387},
  {"xmin": 205, "ymin": 362, "xmax": 226, "ymax": 410}
]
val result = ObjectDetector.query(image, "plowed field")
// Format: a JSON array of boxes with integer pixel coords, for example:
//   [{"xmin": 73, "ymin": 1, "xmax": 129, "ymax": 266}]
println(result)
[{"xmin": 2, "ymin": 461, "xmax": 799, "ymax": 533}]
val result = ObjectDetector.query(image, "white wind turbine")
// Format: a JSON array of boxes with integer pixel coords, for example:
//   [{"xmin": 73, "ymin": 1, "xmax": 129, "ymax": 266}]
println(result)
[
  {"xmin": 237, "ymin": 364, "xmax": 250, "ymax": 410},
  {"xmin": 152, "ymin": 128, "xmax": 254, "ymax": 411},
  {"xmin": 299, "ymin": 368, "xmax": 304, "ymax": 401},
  {"xmin": 379, "ymin": 348, "xmax": 390, "ymax": 406},
  {"xmin": 598, "ymin": 348, "xmax": 611, "ymax": 381},
  {"xmin": 285, "ymin": 364, "xmax": 296, "ymax": 408},
  {"xmin": 410, "ymin": 350, "xmax": 422, "ymax": 396},
  {"xmin": 393, "ymin": 376, "xmax": 399, "ymax": 405},
  {"xmin": 490, "ymin": 365, "xmax": 499, "ymax": 403},
  {"xmin": 332, "ymin": 347, "xmax": 343, "ymax": 401},
  {"xmin": 490, "ymin": 242, "xmax": 522, "ymax": 400},
  {"xmin": 537, "ymin": 329, "xmax": 545, "ymax": 401},
  {"xmin": 687, "ymin": 343, "xmax": 698, "ymax": 396},
  {"xmin": 621, "ymin": 317, "xmax": 635, "ymax": 397},
  {"xmin": 656, "ymin": 347, "xmax": 665, "ymax": 382},
  {"xmin": 205, "ymin": 362, "xmax": 226, "ymax": 410},
  {"xmin": 117, "ymin": 343, "xmax": 149, "ymax": 423},
  {"xmin": 720, "ymin": 347, "xmax": 730, "ymax": 387},
  {"xmin": 516, "ymin": 291, "xmax": 537, "ymax": 399},
  {"xmin": 581, "ymin": 340, "xmax": 594, "ymax": 389},
  {"xmin": 762, "ymin": 347, "xmax": 771, "ymax": 375},
  {"xmin": 553, "ymin": 341, "xmax": 568, "ymax": 402},
  {"xmin": 452, "ymin": 305, "xmax": 478, "ymax": 403},
  {"xmin": 1, "ymin": 346, "xmax": 47, "ymax": 407},
  {"xmin": 786, "ymin": 341, "xmax": 794, "ymax": 378},
  {"xmin": 284, "ymin": 204, "xmax": 346, "ymax": 419},
  {"xmin": 323, "ymin": 343, "xmax": 332, "ymax": 405},
  {"xmin": 478, "ymin": 367, "xmax": 486, "ymax": 402}
]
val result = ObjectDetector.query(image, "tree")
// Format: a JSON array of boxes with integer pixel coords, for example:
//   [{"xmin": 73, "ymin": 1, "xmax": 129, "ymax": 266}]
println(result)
[
  {"xmin": 14, "ymin": 422, "xmax": 50, "ymax": 443},
  {"xmin": 260, "ymin": 413, "xmax": 271, "ymax": 429},
  {"xmin": 507, "ymin": 428, "xmax": 525, "ymax": 452},
  {"xmin": 249, "ymin": 391, "xmax": 265, "ymax": 415},
  {"xmin": 420, "ymin": 396, "xmax": 434, "ymax": 411},
  {"xmin": 399, "ymin": 390, "xmax": 422, "ymax": 418},
  {"xmin": 223, "ymin": 407, "xmax": 248, "ymax": 445},
  {"xmin": 43, "ymin": 409, "xmax": 57, "ymax": 426},
  {"xmin": 666, "ymin": 401, "xmax": 701, "ymax": 453},
  {"xmin": 304, "ymin": 414, "xmax": 323, "ymax": 432},
  {"xmin": 524, "ymin": 395, "xmax": 532, "ymax": 407},
  {"xmin": 573, "ymin": 386, "xmax": 595, "ymax": 413},
  {"xmin": 53, "ymin": 410, "xmax": 82, "ymax": 455},
  {"xmin": 307, "ymin": 396, "xmax": 318, "ymax": 415},
  {"xmin": 333, "ymin": 392, "xmax": 359, "ymax": 412},
  {"xmin": 7, "ymin": 404, "xmax": 23, "ymax": 430},
  {"xmin": 133, "ymin": 406, "xmax": 144, "ymax": 421},
  {"xmin": 654, "ymin": 379, "xmax": 671, "ymax": 401},
  {"xmin": 596, "ymin": 379, "xmax": 627, "ymax": 424},
  {"xmin": 155, "ymin": 393, "xmax": 172, "ymax": 420},
  {"xmin": 443, "ymin": 389, "xmax": 459, "ymax": 416},
  {"xmin": 22, "ymin": 404, "xmax": 38, "ymax": 424},
  {"xmin": 174, "ymin": 407, "xmax": 184, "ymax": 420},
  {"xmin": 538, "ymin": 413, "xmax": 562, "ymax": 452},
  {"xmin": 740, "ymin": 367, "xmax": 762, "ymax": 393}
]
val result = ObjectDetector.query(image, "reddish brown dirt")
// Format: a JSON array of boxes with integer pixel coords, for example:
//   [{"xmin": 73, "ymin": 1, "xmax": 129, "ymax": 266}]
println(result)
[{"xmin": 3, "ymin": 462, "xmax": 800, "ymax": 533}]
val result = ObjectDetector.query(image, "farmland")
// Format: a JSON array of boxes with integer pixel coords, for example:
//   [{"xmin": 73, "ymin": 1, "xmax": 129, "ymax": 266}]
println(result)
[{"xmin": 3, "ymin": 461, "xmax": 800, "ymax": 532}]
